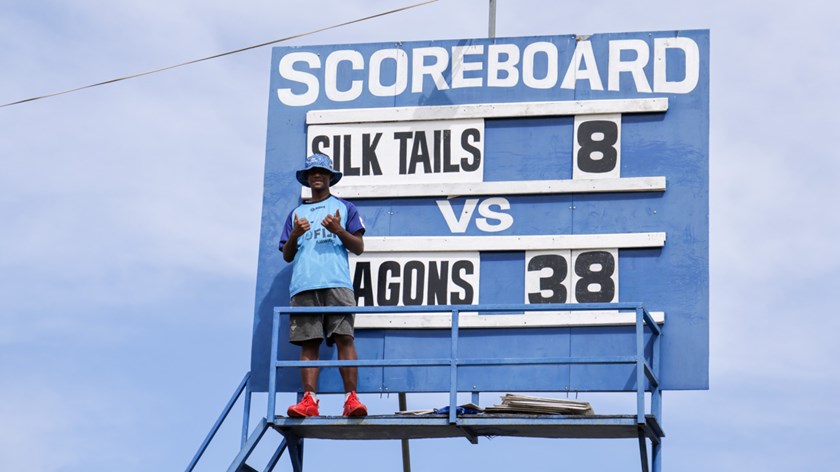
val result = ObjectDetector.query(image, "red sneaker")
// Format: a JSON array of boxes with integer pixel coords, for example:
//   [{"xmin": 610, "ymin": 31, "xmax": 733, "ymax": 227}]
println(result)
[
  {"xmin": 343, "ymin": 391, "xmax": 368, "ymax": 417},
  {"xmin": 287, "ymin": 393, "xmax": 319, "ymax": 417}
]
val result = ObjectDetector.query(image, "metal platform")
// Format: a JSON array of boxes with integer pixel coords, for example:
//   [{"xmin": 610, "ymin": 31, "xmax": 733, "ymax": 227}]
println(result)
[
  {"xmin": 272, "ymin": 413, "xmax": 663, "ymax": 441},
  {"xmin": 187, "ymin": 303, "xmax": 665, "ymax": 472}
]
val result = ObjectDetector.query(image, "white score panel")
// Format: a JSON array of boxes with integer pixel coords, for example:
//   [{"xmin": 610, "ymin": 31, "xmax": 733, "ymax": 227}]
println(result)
[
  {"xmin": 350, "ymin": 251, "xmax": 481, "ymax": 307},
  {"xmin": 525, "ymin": 249, "xmax": 619, "ymax": 304},
  {"xmin": 573, "ymin": 114, "xmax": 622, "ymax": 180},
  {"xmin": 307, "ymin": 119, "xmax": 484, "ymax": 187}
]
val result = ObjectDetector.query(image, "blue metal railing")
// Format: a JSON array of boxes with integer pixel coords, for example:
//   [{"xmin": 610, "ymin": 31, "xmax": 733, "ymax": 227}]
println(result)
[
  {"xmin": 186, "ymin": 372, "xmax": 252, "ymax": 472},
  {"xmin": 189, "ymin": 303, "xmax": 663, "ymax": 472},
  {"xmin": 268, "ymin": 303, "xmax": 662, "ymax": 426}
]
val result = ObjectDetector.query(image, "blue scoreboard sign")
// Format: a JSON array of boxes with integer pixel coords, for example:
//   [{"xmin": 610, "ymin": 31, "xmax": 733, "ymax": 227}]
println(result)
[{"xmin": 252, "ymin": 30, "xmax": 710, "ymax": 393}]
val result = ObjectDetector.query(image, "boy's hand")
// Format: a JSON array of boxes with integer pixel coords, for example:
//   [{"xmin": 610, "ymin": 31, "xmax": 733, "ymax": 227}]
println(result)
[
  {"xmin": 321, "ymin": 209, "xmax": 342, "ymax": 234},
  {"xmin": 292, "ymin": 212, "xmax": 310, "ymax": 237}
]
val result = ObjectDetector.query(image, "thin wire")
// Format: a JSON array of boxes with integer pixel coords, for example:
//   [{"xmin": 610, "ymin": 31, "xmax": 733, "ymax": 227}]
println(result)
[{"xmin": 1, "ymin": 0, "xmax": 438, "ymax": 109}]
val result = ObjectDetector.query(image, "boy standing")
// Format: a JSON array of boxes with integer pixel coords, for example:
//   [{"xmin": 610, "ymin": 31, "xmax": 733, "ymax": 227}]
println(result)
[{"xmin": 279, "ymin": 153, "xmax": 368, "ymax": 417}]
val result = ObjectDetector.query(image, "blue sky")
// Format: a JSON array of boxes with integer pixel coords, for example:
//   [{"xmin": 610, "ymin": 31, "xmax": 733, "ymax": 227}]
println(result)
[{"xmin": 2, "ymin": 0, "xmax": 839, "ymax": 470}]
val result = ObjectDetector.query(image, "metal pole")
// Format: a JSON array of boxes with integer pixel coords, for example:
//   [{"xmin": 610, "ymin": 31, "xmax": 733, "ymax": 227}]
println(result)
[
  {"xmin": 267, "ymin": 311, "xmax": 280, "ymax": 422},
  {"xmin": 652, "ymin": 438, "xmax": 662, "ymax": 472},
  {"xmin": 399, "ymin": 393, "xmax": 411, "ymax": 472},
  {"xmin": 241, "ymin": 377, "xmax": 252, "ymax": 448},
  {"xmin": 635, "ymin": 307, "xmax": 646, "ymax": 424},
  {"xmin": 488, "ymin": 0, "xmax": 497, "ymax": 38},
  {"xmin": 448, "ymin": 309, "xmax": 460, "ymax": 424}
]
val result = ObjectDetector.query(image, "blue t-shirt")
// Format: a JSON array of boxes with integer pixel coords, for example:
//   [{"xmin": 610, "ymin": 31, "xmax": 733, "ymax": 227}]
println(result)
[{"xmin": 279, "ymin": 195, "xmax": 365, "ymax": 297}]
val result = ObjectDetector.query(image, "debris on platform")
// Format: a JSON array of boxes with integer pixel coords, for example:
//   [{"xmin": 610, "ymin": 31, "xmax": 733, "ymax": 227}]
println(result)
[
  {"xmin": 484, "ymin": 394, "xmax": 594, "ymax": 415},
  {"xmin": 396, "ymin": 402, "xmax": 484, "ymax": 415}
]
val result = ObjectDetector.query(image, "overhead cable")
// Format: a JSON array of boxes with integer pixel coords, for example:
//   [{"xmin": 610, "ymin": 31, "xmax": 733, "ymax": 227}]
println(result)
[{"xmin": 0, "ymin": 0, "xmax": 438, "ymax": 108}]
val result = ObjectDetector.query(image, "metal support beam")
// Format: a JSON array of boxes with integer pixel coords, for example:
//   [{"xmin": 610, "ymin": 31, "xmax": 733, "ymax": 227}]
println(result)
[
  {"xmin": 241, "ymin": 378, "xmax": 252, "ymax": 448},
  {"xmin": 227, "ymin": 418, "xmax": 270, "ymax": 472},
  {"xmin": 458, "ymin": 425, "xmax": 479, "ymax": 444},
  {"xmin": 641, "ymin": 423, "xmax": 662, "ymax": 446},
  {"xmin": 652, "ymin": 438, "xmax": 663, "ymax": 472},
  {"xmin": 263, "ymin": 439, "xmax": 288, "ymax": 472},
  {"xmin": 285, "ymin": 432, "xmax": 305, "ymax": 472},
  {"xmin": 399, "ymin": 393, "xmax": 411, "ymax": 472},
  {"xmin": 637, "ymin": 427, "xmax": 650, "ymax": 472}
]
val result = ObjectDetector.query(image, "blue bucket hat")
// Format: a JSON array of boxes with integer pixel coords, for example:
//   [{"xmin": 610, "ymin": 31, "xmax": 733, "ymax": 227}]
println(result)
[{"xmin": 295, "ymin": 153, "xmax": 342, "ymax": 187}]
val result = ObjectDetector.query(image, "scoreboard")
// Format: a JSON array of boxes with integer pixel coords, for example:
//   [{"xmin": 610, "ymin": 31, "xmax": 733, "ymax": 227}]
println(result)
[{"xmin": 251, "ymin": 30, "xmax": 710, "ymax": 393}]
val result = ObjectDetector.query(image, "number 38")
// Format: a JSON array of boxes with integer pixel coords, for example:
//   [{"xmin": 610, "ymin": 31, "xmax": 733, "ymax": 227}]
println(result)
[{"xmin": 525, "ymin": 249, "xmax": 618, "ymax": 304}]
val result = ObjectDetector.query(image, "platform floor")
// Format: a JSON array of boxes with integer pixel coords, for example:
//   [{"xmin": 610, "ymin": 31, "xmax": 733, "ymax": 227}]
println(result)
[{"xmin": 271, "ymin": 414, "xmax": 663, "ymax": 441}]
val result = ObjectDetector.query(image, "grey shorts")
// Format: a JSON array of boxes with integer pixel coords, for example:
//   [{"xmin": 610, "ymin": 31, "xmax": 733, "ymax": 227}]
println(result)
[{"xmin": 289, "ymin": 287, "xmax": 356, "ymax": 346}]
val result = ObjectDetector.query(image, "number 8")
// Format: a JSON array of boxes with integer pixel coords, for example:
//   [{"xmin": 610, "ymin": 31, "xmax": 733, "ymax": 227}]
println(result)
[
  {"xmin": 573, "ymin": 114, "xmax": 621, "ymax": 179},
  {"xmin": 573, "ymin": 250, "xmax": 616, "ymax": 303}
]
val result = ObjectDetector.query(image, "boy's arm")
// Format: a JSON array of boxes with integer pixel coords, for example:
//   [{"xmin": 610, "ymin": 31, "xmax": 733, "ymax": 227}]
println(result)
[
  {"xmin": 282, "ymin": 212, "xmax": 310, "ymax": 262},
  {"xmin": 321, "ymin": 209, "xmax": 364, "ymax": 255},
  {"xmin": 337, "ymin": 229, "xmax": 365, "ymax": 256}
]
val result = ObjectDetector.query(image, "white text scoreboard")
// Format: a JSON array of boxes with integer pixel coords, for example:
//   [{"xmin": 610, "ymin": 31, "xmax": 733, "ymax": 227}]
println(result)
[{"xmin": 252, "ymin": 30, "xmax": 710, "ymax": 393}]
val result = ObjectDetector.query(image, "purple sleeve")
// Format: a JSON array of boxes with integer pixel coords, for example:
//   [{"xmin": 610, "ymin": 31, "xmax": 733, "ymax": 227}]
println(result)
[
  {"xmin": 344, "ymin": 200, "xmax": 366, "ymax": 235},
  {"xmin": 278, "ymin": 210, "xmax": 295, "ymax": 250}
]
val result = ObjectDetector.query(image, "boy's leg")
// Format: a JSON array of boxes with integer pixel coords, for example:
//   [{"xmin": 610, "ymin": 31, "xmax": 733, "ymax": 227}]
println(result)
[
  {"xmin": 322, "ymin": 287, "xmax": 359, "ymax": 392},
  {"xmin": 333, "ymin": 334, "xmax": 358, "ymax": 392},
  {"xmin": 299, "ymin": 339, "xmax": 321, "ymax": 392},
  {"xmin": 335, "ymin": 334, "xmax": 367, "ymax": 417},
  {"xmin": 287, "ymin": 338, "xmax": 322, "ymax": 417}
]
